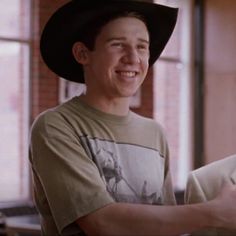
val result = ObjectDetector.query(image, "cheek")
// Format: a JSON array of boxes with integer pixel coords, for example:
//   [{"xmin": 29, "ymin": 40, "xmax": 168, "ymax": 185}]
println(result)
[
  {"xmin": 141, "ymin": 53, "xmax": 150, "ymax": 66},
  {"xmin": 142, "ymin": 59, "xmax": 149, "ymax": 73},
  {"xmin": 97, "ymin": 52, "xmax": 118, "ymax": 68}
]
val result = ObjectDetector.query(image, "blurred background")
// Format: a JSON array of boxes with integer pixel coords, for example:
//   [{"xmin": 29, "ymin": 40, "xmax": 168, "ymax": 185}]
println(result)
[{"xmin": 0, "ymin": 0, "xmax": 236, "ymax": 235}]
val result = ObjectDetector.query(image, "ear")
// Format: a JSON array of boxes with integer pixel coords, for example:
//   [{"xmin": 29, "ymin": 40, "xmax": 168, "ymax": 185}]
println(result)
[{"xmin": 72, "ymin": 42, "xmax": 89, "ymax": 65}]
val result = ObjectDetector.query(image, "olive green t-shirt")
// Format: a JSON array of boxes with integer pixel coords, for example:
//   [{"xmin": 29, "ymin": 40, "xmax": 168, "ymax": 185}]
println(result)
[{"xmin": 29, "ymin": 96, "xmax": 176, "ymax": 235}]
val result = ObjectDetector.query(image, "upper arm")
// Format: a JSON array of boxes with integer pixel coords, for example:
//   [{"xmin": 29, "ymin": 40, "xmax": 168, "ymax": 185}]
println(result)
[
  {"xmin": 76, "ymin": 205, "xmax": 107, "ymax": 236},
  {"xmin": 30, "ymin": 112, "xmax": 114, "ymax": 234}
]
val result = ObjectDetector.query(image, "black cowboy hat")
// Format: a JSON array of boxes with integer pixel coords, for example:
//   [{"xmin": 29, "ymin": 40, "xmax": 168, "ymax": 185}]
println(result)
[{"xmin": 40, "ymin": 0, "xmax": 178, "ymax": 83}]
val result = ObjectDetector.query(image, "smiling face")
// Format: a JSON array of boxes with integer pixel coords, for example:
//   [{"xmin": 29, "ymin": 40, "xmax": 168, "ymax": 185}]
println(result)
[{"xmin": 82, "ymin": 16, "xmax": 150, "ymax": 101}]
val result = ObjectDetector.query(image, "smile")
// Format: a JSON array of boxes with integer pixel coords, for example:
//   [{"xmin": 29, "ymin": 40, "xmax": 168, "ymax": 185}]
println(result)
[{"xmin": 117, "ymin": 71, "xmax": 137, "ymax": 77}]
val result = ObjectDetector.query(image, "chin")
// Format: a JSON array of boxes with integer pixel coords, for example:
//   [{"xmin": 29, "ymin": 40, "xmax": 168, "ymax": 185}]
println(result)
[{"xmin": 119, "ymin": 90, "xmax": 138, "ymax": 98}]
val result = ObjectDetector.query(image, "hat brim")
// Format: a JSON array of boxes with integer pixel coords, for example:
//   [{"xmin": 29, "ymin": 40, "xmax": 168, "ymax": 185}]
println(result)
[{"xmin": 40, "ymin": 0, "xmax": 178, "ymax": 83}]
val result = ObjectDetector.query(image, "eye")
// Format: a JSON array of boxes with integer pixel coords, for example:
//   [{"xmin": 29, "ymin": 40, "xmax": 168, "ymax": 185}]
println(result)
[
  {"xmin": 137, "ymin": 44, "xmax": 148, "ymax": 51},
  {"xmin": 111, "ymin": 42, "xmax": 124, "ymax": 48}
]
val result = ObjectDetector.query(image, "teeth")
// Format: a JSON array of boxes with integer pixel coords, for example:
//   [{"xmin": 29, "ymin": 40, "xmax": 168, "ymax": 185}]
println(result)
[{"xmin": 119, "ymin": 71, "xmax": 136, "ymax": 77}]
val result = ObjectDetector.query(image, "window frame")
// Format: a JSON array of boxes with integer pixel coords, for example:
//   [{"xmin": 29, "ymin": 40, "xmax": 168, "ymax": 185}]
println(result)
[
  {"xmin": 153, "ymin": 0, "xmax": 195, "ymax": 190},
  {"xmin": 0, "ymin": 0, "xmax": 33, "ymax": 206}
]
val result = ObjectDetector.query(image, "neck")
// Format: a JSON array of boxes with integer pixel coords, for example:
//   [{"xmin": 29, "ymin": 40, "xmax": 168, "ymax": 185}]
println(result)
[{"xmin": 79, "ymin": 94, "xmax": 131, "ymax": 116}]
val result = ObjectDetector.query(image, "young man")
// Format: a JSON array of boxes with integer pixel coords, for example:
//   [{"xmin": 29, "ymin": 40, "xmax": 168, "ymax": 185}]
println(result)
[
  {"xmin": 30, "ymin": 0, "xmax": 236, "ymax": 235},
  {"xmin": 185, "ymin": 154, "xmax": 236, "ymax": 236}
]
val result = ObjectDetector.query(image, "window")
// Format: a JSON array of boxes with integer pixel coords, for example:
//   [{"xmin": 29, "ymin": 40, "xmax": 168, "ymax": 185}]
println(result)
[
  {"xmin": 154, "ymin": 0, "xmax": 194, "ymax": 190},
  {"xmin": 0, "ymin": 0, "xmax": 31, "ymax": 202}
]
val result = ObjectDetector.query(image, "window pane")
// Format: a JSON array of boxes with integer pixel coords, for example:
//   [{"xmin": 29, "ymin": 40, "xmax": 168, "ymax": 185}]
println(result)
[
  {"xmin": 153, "ymin": 0, "xmax": 193, "ymax": 190},
  {"xmin": 154, "ymin": 61, "xmax": 181, "ymax": 187},
  {"xmin": 0, "ymin": 41, "xmax": 30, "ymax": 201},
  {"xmin": 0, "ymin": 0, "xmax": 30, "ymax": 39}
]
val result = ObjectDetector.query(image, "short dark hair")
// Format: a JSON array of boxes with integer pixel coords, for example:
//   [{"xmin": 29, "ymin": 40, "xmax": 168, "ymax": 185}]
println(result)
[{"xmin": 75, "ymin": 11, "xmax": 148, "ymax": 50}]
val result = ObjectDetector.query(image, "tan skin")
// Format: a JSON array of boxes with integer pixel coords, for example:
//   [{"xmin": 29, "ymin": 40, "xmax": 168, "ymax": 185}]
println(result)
[
  {"xmin": 73, "ymin": 17, "xmax": 149, "ymax": 116},
  {"xmin": 72, "ymin": 16, "xmax": 236, "ymax": 236}
]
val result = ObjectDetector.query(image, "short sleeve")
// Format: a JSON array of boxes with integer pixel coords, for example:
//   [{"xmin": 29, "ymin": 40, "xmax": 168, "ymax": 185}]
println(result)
[{"xmin": 30, "ymin": 111, "xmax": 114, "ymax": 234}]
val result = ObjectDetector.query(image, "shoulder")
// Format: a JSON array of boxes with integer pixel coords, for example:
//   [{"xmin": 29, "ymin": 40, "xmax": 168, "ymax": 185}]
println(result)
[
  {"xmin": 31, "ymin": 107, "xmax": 62, "ymax": 133},
  {"xmin": 30, "ymin": 100, "xmax": 77, "ymax": 140},
  {"xmin": 130, "ymin": 111, "xmax": 166, "ymax": 134},
  {"xmin": 31, "ymin": 97, "xmax": 79, "ymax": 131},
  {"xmin": 130, "ymin": 112, "xmax": 169, "ymax": 156}
]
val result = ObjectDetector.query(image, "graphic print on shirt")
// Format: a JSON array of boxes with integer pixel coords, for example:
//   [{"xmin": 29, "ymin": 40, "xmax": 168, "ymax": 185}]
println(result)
[{"xmin": 80, "ymin": 136, "xmax": 165, "ymax": 205}]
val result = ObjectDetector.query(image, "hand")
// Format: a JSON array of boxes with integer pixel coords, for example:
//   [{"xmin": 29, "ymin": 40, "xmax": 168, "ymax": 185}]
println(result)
[{"xmin": 210, "ymin": 181, "xmax": 236, "ymax": 229}]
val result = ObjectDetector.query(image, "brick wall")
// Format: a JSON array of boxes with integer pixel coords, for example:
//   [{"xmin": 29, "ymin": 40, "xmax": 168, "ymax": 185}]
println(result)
[
  {"xmin": 132, "ymin": 69, "xmax": 154, "ymax": 118},
  {"xmin": 31, "ymin": 0, "xmax": 67, "ymax": 120},
  {"xmin": 31, "ymin": 0, "xmax": 153, "ymax": 121}
]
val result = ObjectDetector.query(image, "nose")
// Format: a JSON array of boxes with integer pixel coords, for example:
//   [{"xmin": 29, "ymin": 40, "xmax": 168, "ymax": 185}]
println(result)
[{"xmin": 121, "ymin": 47, "xmax": 141, "ymax": 65}]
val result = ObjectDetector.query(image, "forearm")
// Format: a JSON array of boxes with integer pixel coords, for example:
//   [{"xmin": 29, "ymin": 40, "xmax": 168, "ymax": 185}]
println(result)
[{"xmin": 77, "ymin": 202, "xmax": 216, "ymax": 236}]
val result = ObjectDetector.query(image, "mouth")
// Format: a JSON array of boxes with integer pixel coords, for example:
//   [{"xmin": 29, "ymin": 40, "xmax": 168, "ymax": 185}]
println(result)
[{"xmin": 116, "ymin": 71, "xmax": 138, "ymax": 78}]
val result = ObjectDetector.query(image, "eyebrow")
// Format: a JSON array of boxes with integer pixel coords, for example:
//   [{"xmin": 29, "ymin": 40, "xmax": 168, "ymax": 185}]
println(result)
[{"xmin": 106, "ymin": 37, "xmax": 150, "ymax": 44}]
